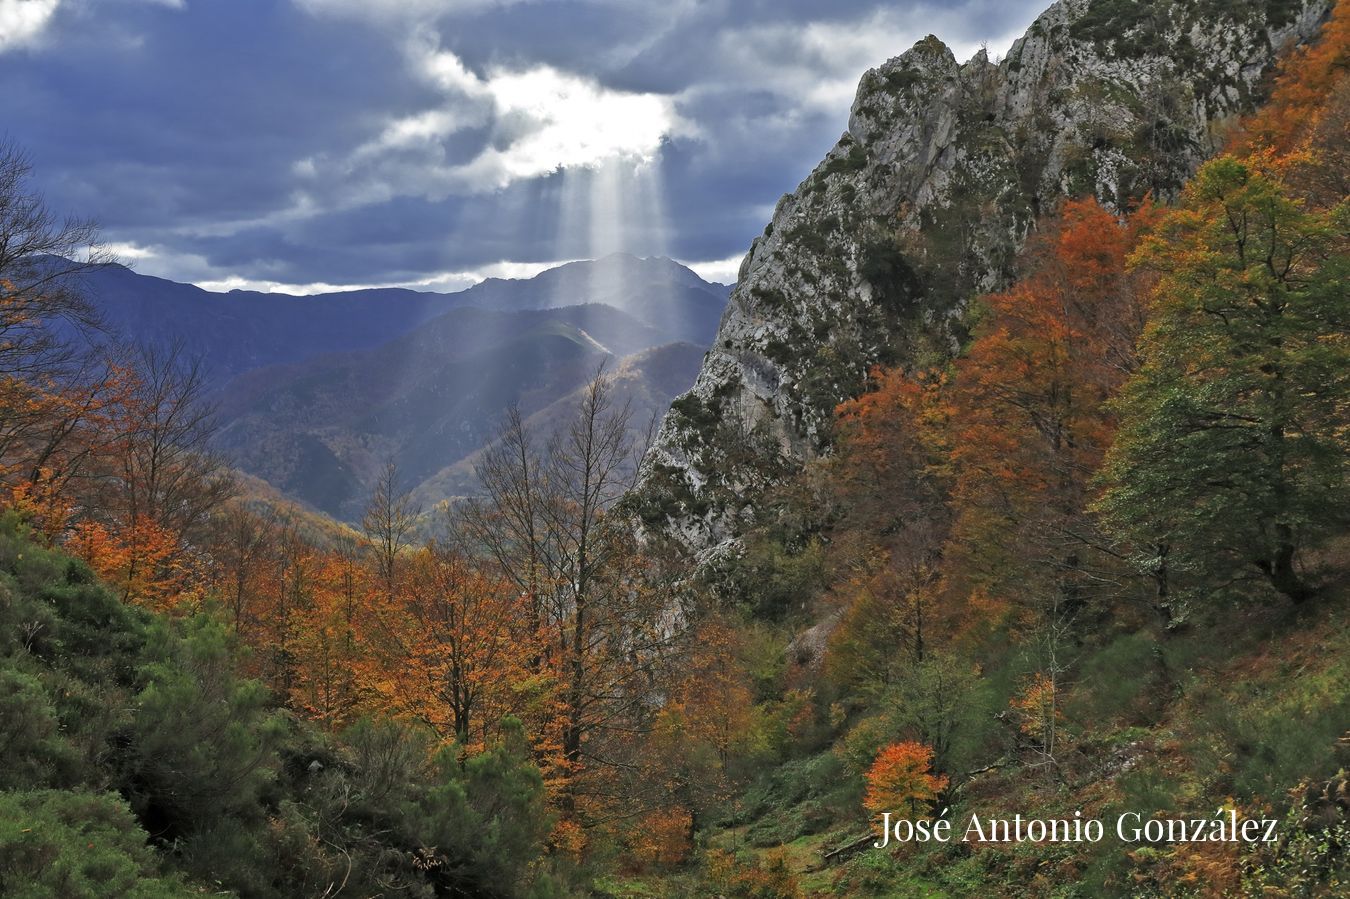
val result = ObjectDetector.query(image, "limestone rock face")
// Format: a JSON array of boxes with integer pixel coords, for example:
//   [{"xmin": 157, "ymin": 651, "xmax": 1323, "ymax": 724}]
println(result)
[{"xmin": 632, "ymin": 0, "xmax": 1332, "ymax": 565}]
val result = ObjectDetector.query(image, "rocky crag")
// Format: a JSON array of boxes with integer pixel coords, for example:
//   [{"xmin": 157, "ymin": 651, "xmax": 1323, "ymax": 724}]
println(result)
[{"xmin": 632, "ymin": 0, "xmax": 1332, "ymax": 566}]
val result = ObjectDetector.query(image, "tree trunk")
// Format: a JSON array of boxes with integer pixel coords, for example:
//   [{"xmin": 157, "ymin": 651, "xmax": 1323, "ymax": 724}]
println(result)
[{"xmin": 1261, "ymin": 539, "xmax": 1314, "ymax": 603}]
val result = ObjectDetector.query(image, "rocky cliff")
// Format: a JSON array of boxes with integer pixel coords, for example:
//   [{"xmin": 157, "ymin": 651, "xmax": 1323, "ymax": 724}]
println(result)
[{"xmin": 632, "ymin": 0, "xmax": 1333, "ymax": 564}]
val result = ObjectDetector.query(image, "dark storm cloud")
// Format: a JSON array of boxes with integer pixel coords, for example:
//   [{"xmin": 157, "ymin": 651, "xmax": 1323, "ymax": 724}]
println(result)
[{"xmin": 0, "ymin": 0, "xmax": 1047, "ymax": 291}]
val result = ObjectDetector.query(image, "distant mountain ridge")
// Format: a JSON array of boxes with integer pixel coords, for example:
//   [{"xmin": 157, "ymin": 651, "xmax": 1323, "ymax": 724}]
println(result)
[
  {"xmin": 71, "ymin": 254, "xmax": 730, "ymax": 519},
  {"xmin": 411, "ymin": 340, "xmax": 709, "ymax": 506},
  {"xmin": 212, "ymin": 302, "xmax": 702, "ymax": 519},
  {"xmin": 76, "ymin": 253, "xmax": 730, "ymax": 385}
]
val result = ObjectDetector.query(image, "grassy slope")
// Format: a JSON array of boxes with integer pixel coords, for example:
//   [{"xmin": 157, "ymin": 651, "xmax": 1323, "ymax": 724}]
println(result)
[{"xmin": 618, "ymin": 573, "xmax": 1348, "ymax": 897}]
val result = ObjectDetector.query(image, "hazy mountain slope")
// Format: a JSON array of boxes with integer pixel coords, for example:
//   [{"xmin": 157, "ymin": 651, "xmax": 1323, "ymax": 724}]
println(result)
[
  {"xmin": 214, "ymin": 305, "xmax": 711, "ymax": 520},
  {"xmin": 413, "ymin": 340, "xmax": 709, "ymax": 505},
  {"xmin": 633, "ymin": 0, "xmax": 1333, "ymax": 564},
  {"xmin": 459, "ymin": 254, "xmax": 730, "ymax": 346},
  {"xmin": 67, "ymin": 254, "xmax": 726, "ymax": 518}
]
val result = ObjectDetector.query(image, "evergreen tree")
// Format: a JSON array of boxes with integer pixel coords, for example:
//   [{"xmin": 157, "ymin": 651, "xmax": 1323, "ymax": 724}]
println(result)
[{"xmin": 1096, "ymin": 156, "xmax": 1349, "ymax": 604}]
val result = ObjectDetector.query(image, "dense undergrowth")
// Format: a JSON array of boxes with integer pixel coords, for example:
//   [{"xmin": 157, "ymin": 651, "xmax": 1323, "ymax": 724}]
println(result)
[{"xmin": 0, "ymin": 512, "xmax": 574, "ymax": 898}]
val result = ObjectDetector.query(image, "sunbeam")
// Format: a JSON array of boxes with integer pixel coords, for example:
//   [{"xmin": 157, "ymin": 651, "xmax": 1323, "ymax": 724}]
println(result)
[{"xmin": 546, "ymin": 152, "xmax": 675, "ymax": 320}]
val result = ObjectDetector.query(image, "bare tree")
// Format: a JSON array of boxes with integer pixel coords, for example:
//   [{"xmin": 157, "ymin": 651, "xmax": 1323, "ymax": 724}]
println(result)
[
  {"xmin": 547, "ymin": 375, "xmax": 638, "ymax": 775},
  {"xmin": 0, "ymin": 141, "xmax": 109, "ymax": 380},
  {"xmin": 362, "ymin": 460, "xmax": 420, "ymax": 599},
  {"xmin": 0, "ymin": 141, "xmax": 116, "ymax": 494},
  {"xmin": 464, "ymin": 368, "xmax": 676, "ymax": 816},
  {"xmin": 115, "ymin": 339, "xmax": 235, "ymax": 538},
  {"xmin": 462, "ymin": 407, "xmax": 547, "ymax": 639},
  {"xmin": 82, "ymin": 339, "xmax": 235, "ymax": 601}
]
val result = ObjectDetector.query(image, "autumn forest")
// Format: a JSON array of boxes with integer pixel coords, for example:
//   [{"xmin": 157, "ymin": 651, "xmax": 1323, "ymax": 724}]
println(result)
[{"xmin": 1, "ymin": 1, "xmax": 1348, "ymax": 897}]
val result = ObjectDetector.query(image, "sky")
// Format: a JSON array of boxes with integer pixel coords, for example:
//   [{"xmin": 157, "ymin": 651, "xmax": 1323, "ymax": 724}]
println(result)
[{"xmin": 0, "ymin": 0, "xmax": 1045, "ymax": 293}]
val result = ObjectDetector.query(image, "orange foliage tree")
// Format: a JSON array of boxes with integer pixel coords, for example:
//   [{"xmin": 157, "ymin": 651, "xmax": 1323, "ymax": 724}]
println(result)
[
  {"xmin": 288, "ymin": 545, "xmax": 371, "ymax": 730},
  {"xmin": 828, "ymin": 367, "xmax": 953, "ymax": 689},
  {"xmin": 207, "ymin": 501, "xmax": 279, "ymax": 637},
  {"xmin": 76, "ymin": 341, "xmax": 233, "ymax": 608},
  {"xmin": 827, "ymin": 196, "xmax": 1162, "ymax": 700},
  {"xmin": 1010, "ymin": 672, "xmax": 1066, "ymax": 767},
  {"xmin": 629, "ymin": 806, "xmax": 695, "ymax": 869},
  {"xmin": 366, "ymin": 536, "xmax": 534, "ymax": 747},
  {"xmin": 1232, "ymin": 1, "xmax": 1349, "ymax": 160},
  {"xmin": 940, "ymin": 197, "xmax": 1158, "ymax": 622},
  {"xmin": 638, "ymin": 615, "xmax": 756, "ymax": 862},
  {"xmin": 863, "ymin": 740, "xmax": 948, "ymax": 819},
  {"xmin": 68, "ymin": 516, "xmax": 184, "ymax": 614}
]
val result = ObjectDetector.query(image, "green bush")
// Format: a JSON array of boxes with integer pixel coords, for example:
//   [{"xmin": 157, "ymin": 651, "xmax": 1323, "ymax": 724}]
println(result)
[
  {"xmin": 858, "ymin": 235, "xmax": 922, "ymax": 318},
  {"xmin": 125, "ymin": 615, "xmax": 285, "ymax": 839},
  {"xmin": 822, "ymin": 143, "xmax": 868, "ymax": 177},
  {"xmin": 724, "ymin": 536, "xmax": 827, "ymax": 621},
  {"xmin": 0, "ymin": 667, "xmax": 77, "ymax": 789},
  {"xmin": 0, "ymin": 790, "xmax": 191, "ymax": 898},
  {"xmin": 1063, "ymin": 633, "xmax": 1161, "ymax": 727},
  {"xmin": 405, "ymin": 718, "xmax": 553, "ymax": 895}
]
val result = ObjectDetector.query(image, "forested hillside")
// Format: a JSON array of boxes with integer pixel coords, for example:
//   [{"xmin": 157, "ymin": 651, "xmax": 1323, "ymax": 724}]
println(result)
[
  {"xmin": 0, "ymin": 0, "xmax": 1346, "ymax": 896},
  {"xmin": 623, "ymin": 6, "xmax": 1347, "ymax": 893},
  {"xmin": 0, "ymin": 515, "xmax": 561, "ymax": 897}
]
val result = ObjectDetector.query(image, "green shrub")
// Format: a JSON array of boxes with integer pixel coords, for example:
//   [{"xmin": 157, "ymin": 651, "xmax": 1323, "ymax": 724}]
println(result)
[
  {"xmin": 858, "ymin": 235, "xmax": 921, "ymax": 318},
  {"xmin": 0, "ymin": 512, "xmax": 568, "ymax": 898},
  {"xmin": 125, "ymin": 614, "xmax": 286, "ymax": 839},
  {"xmin": 0, "ymin": 666, "xmax": 79, "ymax": 789},
  {"xmin": 409, "ymin": 718, "xmax": 553, "ymax": 895},
  {"xmin": 0, "ymin": 790, "xmax": 192, "ymax": 898},
  {"xmin": 883, "ymin": 68, "xmax": 922, "ymax": 92},
  {"xmin": 822, "ymin": 143, "xmax": 868, "ymax": 177},
  {"xmin": 1063, "ymin": 633, "xmax": 1161, "ymax": 727}
]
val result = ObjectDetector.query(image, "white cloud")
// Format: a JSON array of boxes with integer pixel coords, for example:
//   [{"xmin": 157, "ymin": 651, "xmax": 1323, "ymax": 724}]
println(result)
[
  {"xmin": 471, "ymin": 65, "xmax": 677, "ymax": 183},
  {"xmin": 0, "ymin": 0, "xmax": 60, "ymax": 51},
  {"xmin": 410, "ymin": 33, "xmax": 681, "ymax": 184},
  {"xmin": 292, "ymin": 0, "xmax": 687, "ymax": 27},
  {"xmin": 699, "ymin": 6, "xmax": 1029, "ymax": 120},
  {"xmin": 407, "ymin": 30, "xmax": 484, "ymax": 95},
  {"xmin": 682, "ymin": 254, "xmax": 742, "ymax": 286},
  {"xmin": 292, "ymin": 0, "xmax": 509, "ymax": 25},
  {"xmin": 193, "ymin": 259, "xmax": 572, "ymax": 296},
  {"xmin": 0, "ymin": 0, "xmax": 186, "ymax": 54},
  {"xmin": 311, "ymin": 36, "xmax": 680, "ymax": 204},
  {"xmin": 357, "ymin": 108, "xmax": 474, "ymax": 157},
  {"xmin": 462, "ymin": 259, "xmax": 569, "ymax": 282},
  {"xmin": 112, "ymin": 238, "xmax": 573, "ymax": 295},
  {"xmin": 103, "ymin": 240, "xmax": 159, "ymax": 261}
]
